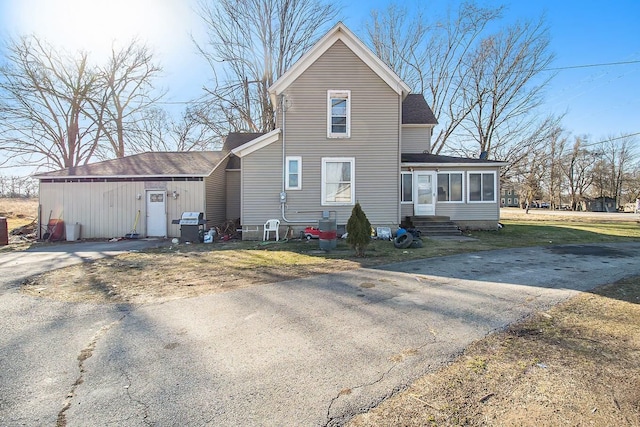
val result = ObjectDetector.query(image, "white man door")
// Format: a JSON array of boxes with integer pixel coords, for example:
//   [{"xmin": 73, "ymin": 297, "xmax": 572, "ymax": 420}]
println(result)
[
  {"xmin": 146, "ymin": 190, "xmax": 167, "ymax": 237},
  {"xmin": 414, "ymin": 171, "xmax": 436, "ymax": 216}
]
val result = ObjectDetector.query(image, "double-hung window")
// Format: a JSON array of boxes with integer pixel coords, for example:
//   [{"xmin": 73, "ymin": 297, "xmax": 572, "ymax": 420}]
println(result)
[
  {"xmin": 401, "ymin": 172, "xmax": 413, "ymax": 203},
  {"xmin": 285, "ymin": 156, "xmax": 302, "ymax": 190},
  {"xmin": 437, "ymin": 172, "xmax": 463, "ymax": 202},
  {"xmin": 327, "ymin": 90, "xmax": 350, "ymax": 138},
  {"xmin": 468, "ymin": 171, "xmax": 496, "ymax": 202},
  {"xmin": 322, "ymin": 157, "xmax": 354, "ymax": 205}
]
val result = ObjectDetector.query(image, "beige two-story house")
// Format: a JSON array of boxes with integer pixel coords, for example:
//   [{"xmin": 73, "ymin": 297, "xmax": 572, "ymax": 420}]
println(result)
[
  {"xmin": 34, "ymin": 22, "xmax": 505, "ymax": 241},
  {"xmin": 231, "ymin": 22, "xmax": 506, "ymax": 239}
]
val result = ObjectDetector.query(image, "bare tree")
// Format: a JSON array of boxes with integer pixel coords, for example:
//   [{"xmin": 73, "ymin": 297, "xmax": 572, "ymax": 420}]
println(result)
[
  {"xmin": 0, "ymin": 36, "xmax": 101, "ymax": 170},
  {"xmin": 89, "ymin": 41, "xmax": 164, "ymax": 158},
  {"xmin": 545, "ymin": 130, "xmax": 568, "ymax": 209},
  {"xmin": 132, "ymin": 107, "xmax": 222, "ymax": 152},
  {"xmin": 460, "ymin": 17, "xmax": 555, "ymax": 159},
  {"xmin": 513, "ymin": 149, "xmax": 546, "ymax": 213},
  {"xmin": 195, "ymin": 0, "xmax": 339, "ymax": 134},
  {"xmin": 599, "ymin": 134, "xmax": 637, "ymax": 208},
  {"xmin": 0, "ymin": 36, "xmax": 166, "ymax": 171},
  {"xmin": 562, "ymin": 137, "xmax": 597, "ymax": 210},
  {"xmin": 366, "ymin": 2, "xmax": 503, "ymax": 154}
]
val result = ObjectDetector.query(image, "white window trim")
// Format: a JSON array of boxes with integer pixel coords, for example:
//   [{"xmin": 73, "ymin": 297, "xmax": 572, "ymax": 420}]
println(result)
[
  {"xmin": 436, "ymin": 171, "xmax": 465, "ymax": 203},
  {"xmin": 327, "ymin": 90, "xmax": 351, "ymax": 138},
  {"xmin": 401, "ymin": 171, "xmax": 413, "ymax": 204},
  {"xmin": 467, "ymin": 171, "xmax": 497, "ymax": 203},
  {"xmin": 321, "ymin": 157, "xmax": 355, "ymax": 206},
  {"xmin": 285, "ymin": 156, "xmax": 302, "ymax": 190}
]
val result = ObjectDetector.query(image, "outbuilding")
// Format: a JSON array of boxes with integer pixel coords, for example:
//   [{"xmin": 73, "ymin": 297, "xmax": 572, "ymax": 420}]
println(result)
[{"xmin": 34, "ymin": 151, "xmax": 230, "ymax": 239}]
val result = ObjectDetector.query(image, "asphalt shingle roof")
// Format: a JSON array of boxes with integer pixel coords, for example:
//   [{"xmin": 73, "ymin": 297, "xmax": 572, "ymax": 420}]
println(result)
[
  {"xmin": 402, "ymin": 94, "xmax": 438, "ymax": 125},
  {"xmin": 34, "ymin": 151, "xmax": 226, "ymax": 178},
  {"xmin": 224, "ymin": 132, "xmax": 266, "ymax": 150},
  {"xmin": 402, "ymin": 153, "xmax": 504, "ymax": 164}
]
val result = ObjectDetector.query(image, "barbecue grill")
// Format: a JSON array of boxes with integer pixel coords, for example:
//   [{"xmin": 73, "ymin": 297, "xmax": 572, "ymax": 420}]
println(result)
[{"xmin": 172, "ymin": 212, "xmax": 207, "ymax": 242}]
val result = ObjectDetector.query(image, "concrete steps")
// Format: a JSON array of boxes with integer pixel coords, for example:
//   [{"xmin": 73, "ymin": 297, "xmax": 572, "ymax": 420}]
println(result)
[{"xmin": 407, "ymin": 216, "xmax": 462, "ymax": 237}]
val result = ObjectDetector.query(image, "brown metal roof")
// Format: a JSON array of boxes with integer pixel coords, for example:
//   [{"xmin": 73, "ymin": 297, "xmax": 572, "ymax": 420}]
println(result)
[
  {"xmin": 34, "ymin": 151, "xmax": 226, "ymax": 178},
  {"xmin": 402, "ymin": 94, "xmax": 438, "ymax": 125}
]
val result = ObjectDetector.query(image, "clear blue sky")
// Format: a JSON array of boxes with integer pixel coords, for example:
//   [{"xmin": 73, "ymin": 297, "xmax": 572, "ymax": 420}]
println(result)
[{"xmin": 0, "ymin": 0, "xmax": 638, "ymax": 173}]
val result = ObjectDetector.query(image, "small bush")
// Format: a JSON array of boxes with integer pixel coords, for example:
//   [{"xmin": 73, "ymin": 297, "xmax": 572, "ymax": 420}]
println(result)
[{"xmin": 346, "ymin": 202, "xmax": 371, "ymax": 257}]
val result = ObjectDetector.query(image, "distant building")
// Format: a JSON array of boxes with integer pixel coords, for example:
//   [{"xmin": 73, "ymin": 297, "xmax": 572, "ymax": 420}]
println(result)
[
  {"xmin": 500, "ymin": 187, "xmax": 520, "ymax": 208},
  {"xmin": 581, "ymin": 197, "xmax": 617, "ymax": 212}
]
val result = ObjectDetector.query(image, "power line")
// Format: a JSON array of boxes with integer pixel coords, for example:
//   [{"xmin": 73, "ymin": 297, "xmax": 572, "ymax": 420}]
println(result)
[
  {"xmin": 581, "ymin": 132, "xmax": 640, "ymax": 147},
  {"xmin": 543, "ymin": 59, "xmax": 640, "ymax": 72}
]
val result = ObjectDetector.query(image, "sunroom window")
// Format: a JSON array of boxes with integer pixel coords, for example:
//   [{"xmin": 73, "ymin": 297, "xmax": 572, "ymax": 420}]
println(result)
[
  {"xmin": 401, "ymin": 172, "xmax": 413, "ymax": 203},
  {"xmin": 437, "ymin": 172, "xmax": 463, "ymax": 202},
  {"xmin": 468, "ymin": 172, "xmax": 496, "ymax": 202}
]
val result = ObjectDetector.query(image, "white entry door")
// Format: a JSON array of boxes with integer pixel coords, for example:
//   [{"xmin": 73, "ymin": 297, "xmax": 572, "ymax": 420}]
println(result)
[
  {"xmin": 146, "ymin": 190, "xmax": 167, "ymax": 237},
  {"xmin": 414, "ymin": 172, "xmax": 436, "ymax": 216}
]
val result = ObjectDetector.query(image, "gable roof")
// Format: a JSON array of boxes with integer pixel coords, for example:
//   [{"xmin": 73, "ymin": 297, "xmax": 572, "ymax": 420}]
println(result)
[
  {"xmin": 225, "ymin": 132, "xmax": 267, "ymax": 150},
  {"xmin": 402, "ymin": 94, "xmax": 438, "ymax": 125},
  {"xmin": 268, "ymin": 22, "xmax": 411, "ymax": 106},
  {"xmin": 34, "ymin": 151, "xmax": 225, "ymax": 179},
  {"xmin": 402, "ymin": 153, "xmax": 507, "ymax": 166},
  {"xmin": 231, "ymin": 128, "xmax": 281, "ymax": 158}
]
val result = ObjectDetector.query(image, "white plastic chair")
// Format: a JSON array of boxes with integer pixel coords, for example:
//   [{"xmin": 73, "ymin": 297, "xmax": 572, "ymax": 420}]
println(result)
[{"xmin": 263, "ymin": 219, "xmax": 280, "ymax": 241}]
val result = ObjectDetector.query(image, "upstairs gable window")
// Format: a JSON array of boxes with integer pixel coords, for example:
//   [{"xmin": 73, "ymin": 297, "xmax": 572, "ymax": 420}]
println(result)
[{"xmin": 327, "ymin": 90, "xmax": 351, "ymax": 138}]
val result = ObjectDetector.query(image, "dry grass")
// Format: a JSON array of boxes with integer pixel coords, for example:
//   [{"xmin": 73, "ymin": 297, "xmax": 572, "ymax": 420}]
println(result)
[
  {"xmin": 11, "ymin": 200, "xmax": 640, "ymax": 425},
  {"xmin": 347, "ymin": 277, "xmax": 640, "ymax": 426},
  {"xmin": 0, "ymin": 197, "xmax": 38, "ymax": 230},
  {"xmin": 21, "ymin": 248, "xmax": 364, "ymax": 304}
]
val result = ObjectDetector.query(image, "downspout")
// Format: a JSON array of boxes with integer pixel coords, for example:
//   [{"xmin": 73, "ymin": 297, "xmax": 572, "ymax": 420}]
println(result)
[{"xmin": 280, "ymin": 94, "xmax": 313, "ymax": 223}]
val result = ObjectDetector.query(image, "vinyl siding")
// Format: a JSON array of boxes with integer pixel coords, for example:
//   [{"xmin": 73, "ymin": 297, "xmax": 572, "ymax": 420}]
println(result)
[
  {"xmin": 436, "ymin": 203, "xmax": 499, "ymax": 221},
  {"xmin": 402, "ymin": 126, "xmax": 431, "ymax": 154},
  {"xmin": 204, "ymin": 159, "xmax": 227, "ymax": 227},
  {"xmin": 400, "ymin": 203, "xmax": 413, "ymax": 219},
  {"xmin": 261, "ymin": 39, "xmax": 400, "ymax": 228},
  {"xmin": 226, "ymin": 170, "xmax": 241, "ymax": 221},
  {"xmin": 39, "ymin": 180, "xmax": 205, "ymax": 239},
  {"xmin": 241, "ymin": 138, "xmax": 284, "ymax": 226}
]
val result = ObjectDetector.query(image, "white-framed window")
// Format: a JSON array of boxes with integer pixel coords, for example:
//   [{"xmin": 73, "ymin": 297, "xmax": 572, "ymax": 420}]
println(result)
[
  {"xmin": 437, "ymin": 172, "xmax": 464, "ymax": 202},
  {"xmin": 401, "ymin": 172, "xmax": 413, "ymax": 203},
  {"xmin": 321, "ymin": 157, "xmax": 354, "ymax": 205},
  {"xmin": 327, "ymin": 90, "xmax": 351, "ymax": 138},
  {"xmin": 285, "ymin": 156, "xmax": 302, "ymax": 190},
  {"xmin": 468, "ymin": 171, "xmax": 496, "ymax": 203}
]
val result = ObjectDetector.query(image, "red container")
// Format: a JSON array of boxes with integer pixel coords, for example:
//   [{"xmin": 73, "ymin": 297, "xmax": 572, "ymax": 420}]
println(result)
[
  {"xmin": 0, "ymin": 217, "xmax": 7, "ymax": 245},
  {"xmin": 48, "ymin": 219, "xmax": 65, "ymax": 241}
]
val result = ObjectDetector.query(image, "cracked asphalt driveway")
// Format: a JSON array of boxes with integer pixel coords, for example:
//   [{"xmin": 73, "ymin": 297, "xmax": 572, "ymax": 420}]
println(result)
[{"xmin": 2, "ymin": 242, "xmax": 640, "ymax": 426}]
